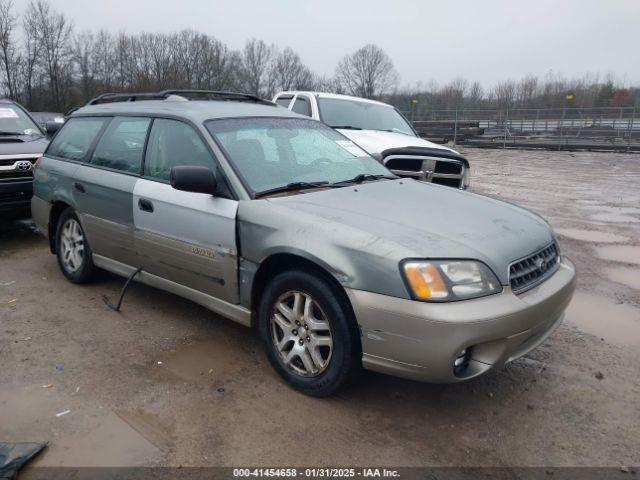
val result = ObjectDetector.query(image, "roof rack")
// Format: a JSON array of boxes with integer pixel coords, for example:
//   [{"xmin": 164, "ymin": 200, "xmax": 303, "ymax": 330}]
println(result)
[{"xmin": 86, "ymin": 90, "xmax": 272, "ymax": 106}]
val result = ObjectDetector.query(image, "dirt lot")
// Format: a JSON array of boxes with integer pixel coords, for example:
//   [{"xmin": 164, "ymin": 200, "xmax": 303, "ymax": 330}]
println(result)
[{"xmin": 1, "ymin": 148, "xmax": 639, "ymax": 469}]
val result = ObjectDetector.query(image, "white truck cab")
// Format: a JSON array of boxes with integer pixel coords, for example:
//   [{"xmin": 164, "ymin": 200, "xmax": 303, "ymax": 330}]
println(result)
[{"xmin": 273, "ymin": 91, "xmax": 470, "ymax": 189}]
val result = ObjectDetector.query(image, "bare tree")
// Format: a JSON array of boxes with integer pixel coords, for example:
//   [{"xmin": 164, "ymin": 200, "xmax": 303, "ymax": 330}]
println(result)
[
  {"xmin": 21, "ymin": 6, "xmax": 39, "ymax": 108},
  {"xmin": 74, "ymin": 31, "xmax": 94, "ymax": 100},
  {"xmin": 28, "ymin": 0, "xmax": 73, "ymax": 110},
  {"xmin": 335, "ymin": 44, "xmax": 398, "ymax": 98},
  {"xmin": 467, "ymin": 81, "xmax": 484, "ymax": 108},
  {"xmin": 0, "ymin": 0, "xmax": 19, "ymax": 98},
  {"xmin": 516, "ymin": 74, "xmax": 538, "ymax": 108},
  {"xmin": 241, "ymin": 38, "xmax": 274, "ymax": 97},
  {"xmin": 492, "ymin": 80, "xmax": 517, "ymax": 109},
  {"xmin": 271, "ymin": 47, "xmax": 313, "ymax": 92}
]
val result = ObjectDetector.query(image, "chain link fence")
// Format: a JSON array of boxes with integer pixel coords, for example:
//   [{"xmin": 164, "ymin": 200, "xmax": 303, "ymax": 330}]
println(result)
[{"xmin": 401, "ymin": 107, "xmax": 640, "ymax": 151}]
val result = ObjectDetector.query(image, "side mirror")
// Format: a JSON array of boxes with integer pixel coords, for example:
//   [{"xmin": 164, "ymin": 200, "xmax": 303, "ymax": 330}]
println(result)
[
  {"xmin": 170, "ymin": 166, "xmax": 217, "ymax": 195},
  {"xmin": 45, "ymin": 121, "xmax": 62, "ymax": 135}
]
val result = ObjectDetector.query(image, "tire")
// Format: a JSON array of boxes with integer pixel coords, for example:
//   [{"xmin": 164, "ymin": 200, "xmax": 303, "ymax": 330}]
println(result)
[
  {"xmin": 55, "ymin": 208, "xmax": 96, "ymax": 283},
  {"xmin": 258, "ymin": 269, "xmax": 361, "ymax": 396}
]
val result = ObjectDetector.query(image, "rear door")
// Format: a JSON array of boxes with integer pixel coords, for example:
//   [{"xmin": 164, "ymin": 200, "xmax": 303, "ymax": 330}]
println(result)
[
  {"xmin": 73, "ymin": 116, "xmax": 151, "ymax": 267},
  {"xmin": 133, "ymin": 118, "xmax": 239, "ymax": 303}
]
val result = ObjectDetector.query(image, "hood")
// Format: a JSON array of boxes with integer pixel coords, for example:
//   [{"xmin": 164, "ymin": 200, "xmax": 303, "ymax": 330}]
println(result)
[
  {"xmin": 267, "ymin": 179, "xmax": 554, "ymax": 285},
  {"xmin": 0, "ymin": 135, "xmax": 48, "ymax": 156},
  {"xmin": 337, "ymin": 129, "xmax": 455, "ymax": 156}
]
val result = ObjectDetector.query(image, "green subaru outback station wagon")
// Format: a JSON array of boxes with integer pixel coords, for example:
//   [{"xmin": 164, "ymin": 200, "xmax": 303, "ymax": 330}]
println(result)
[{"xmin": 32, "ymin": 90, "xmax": 576, "ymax": 396}]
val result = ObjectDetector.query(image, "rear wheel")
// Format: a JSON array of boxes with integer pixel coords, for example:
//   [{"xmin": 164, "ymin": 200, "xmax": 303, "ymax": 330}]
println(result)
[
  {"xmin": 55, "ymin": 208, "xmax": 96, "ymax": 283},
  {"xmin": 258, "ymin": 270, "xmax": 360, "ymax": 396}
]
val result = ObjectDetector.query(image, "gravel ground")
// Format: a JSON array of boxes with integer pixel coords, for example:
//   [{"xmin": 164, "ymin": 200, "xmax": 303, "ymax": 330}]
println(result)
[{"xmin": 1, "ymin": 148, "xmax": 639, "ymax": 469}]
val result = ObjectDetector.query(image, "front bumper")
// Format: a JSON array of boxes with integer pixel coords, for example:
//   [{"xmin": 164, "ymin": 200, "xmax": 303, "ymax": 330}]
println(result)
[
  {"xmin": 0, "ymin": 179, "xmax": 32, "ymax": 219},
  {"xmin": 346, "ymin": 257, "xmax": 576, "ymax": 382}
]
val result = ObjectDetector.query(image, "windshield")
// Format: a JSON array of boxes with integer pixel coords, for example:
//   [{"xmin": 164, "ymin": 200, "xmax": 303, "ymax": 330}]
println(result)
[
  {"xmin": 206, "ymin": 117, "xmax": 392, "ymax": 195},
  {"xmin": 0, "ymin": 104, "xmax": 41, "ymax": 135},
  {"xmin": 318, "ymin": 98, "xmax": 415, "ymax": 136}
]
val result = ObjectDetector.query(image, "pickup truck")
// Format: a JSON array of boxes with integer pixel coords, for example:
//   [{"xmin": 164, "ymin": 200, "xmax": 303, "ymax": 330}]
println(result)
[{"xmin": 273, "ymin": 91, "xmax": 470, "ymax": 189}]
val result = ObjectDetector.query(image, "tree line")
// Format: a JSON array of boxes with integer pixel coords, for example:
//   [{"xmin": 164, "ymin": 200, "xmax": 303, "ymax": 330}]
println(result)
[
  {"xmin": 390, "ymin": 74, "xmax": 639, "ymax": 117},
  {"xmin": 0, "ymin": 0, "xmax": 637, "ymax": 115}
]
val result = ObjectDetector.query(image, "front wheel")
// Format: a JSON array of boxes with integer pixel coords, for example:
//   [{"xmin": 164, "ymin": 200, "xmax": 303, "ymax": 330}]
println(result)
[
  {"xmin": 258, "ymin": 270, "xmax": 361, "ymax": 396},
  {"xmin": 55, "ymin": 208, "xmax": 96, "ymax": 283}
]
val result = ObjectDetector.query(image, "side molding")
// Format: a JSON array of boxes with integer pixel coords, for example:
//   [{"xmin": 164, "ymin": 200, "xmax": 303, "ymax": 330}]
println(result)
[{"xmin": 93, "ymin": 254, "xmax": 251, "ymax": 327}]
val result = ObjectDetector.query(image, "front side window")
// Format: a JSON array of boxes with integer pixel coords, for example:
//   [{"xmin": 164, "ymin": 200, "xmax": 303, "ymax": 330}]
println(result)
[
  {"xmin": 318, "ymin": 98, "xmax": 415, "ymax": 136},
  {"xmin": 90, "ymin": 117, "xmax": 150, "ymax": 173},
  {"xmin": 47, "ymin": 117, "xmax": 108, "ymax": 161},
  {"xmin": 206, "ymin": 117, "xmax": 390, "ymax": 195},
  {"xmin": 145, "ymin": 119, "xmax": 216, "ymax": 181}
]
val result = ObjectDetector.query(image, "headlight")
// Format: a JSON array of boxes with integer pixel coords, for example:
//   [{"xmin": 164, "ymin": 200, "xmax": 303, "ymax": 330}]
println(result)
[
  {"xmin": 401, "ymin": 260, "xmax": 502, "ymax": 302},
  {"xmin": 462, "ymin": 168, "xmax": 471, "ymax": 189}
]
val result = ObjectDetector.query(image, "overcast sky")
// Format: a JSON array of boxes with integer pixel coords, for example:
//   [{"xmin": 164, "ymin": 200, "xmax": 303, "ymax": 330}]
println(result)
[{"xmin": 17, "ymin": 0, "xmax": 640, "ymax": 87}]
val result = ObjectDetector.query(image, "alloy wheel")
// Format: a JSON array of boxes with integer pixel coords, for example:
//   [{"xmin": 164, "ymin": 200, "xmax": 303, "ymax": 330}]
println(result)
[
  {"xmin": 60, "ymin": 218, "xmax": 85, "ymax": 273},
  {"xmin": 270, "ymin": 290, "xmax": 333, "ymax": 377}
]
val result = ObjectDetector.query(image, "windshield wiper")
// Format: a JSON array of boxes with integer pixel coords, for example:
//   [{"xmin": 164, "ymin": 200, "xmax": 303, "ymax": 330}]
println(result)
[
  {"xmin": 329, "ymin": 125, "xmax": 362, "ymax": 130},
  {"xmin": 0, "ymin": 131, "xmax": 27, "ymax": 136},
  {"xmin": 255, "ymin": 181, "xmax": 330, "ymax": 198},
  {"xmin": 331, "ymin": 173, "xmax": 397, "ymax": 186}
]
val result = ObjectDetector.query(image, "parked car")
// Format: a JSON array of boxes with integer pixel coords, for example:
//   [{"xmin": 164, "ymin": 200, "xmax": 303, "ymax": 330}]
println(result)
[
  {"xmin": 32, "ymin": 89, "xmax": 575, "ymax": 396},
  {"xmin": 0, "ymin": 99, "xmax": 51, "ymax": 220},
  {"xmin": 273, "ymin": 91, "xmax": 470, "ymax": 189},
  {"xmin": 30, "ymin": 111, "xmax": 66, "ymax": 134}
]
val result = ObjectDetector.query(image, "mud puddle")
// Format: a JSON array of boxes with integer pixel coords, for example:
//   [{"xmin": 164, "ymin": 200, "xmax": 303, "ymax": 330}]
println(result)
[
  {"xmin": 596, "ymin": 245, "xmax": 640, "ymax": 265},
  {"xmin": 115, "ymin": 409, "xmax": 174, "ymax": 451},
  {"xmin": 565, "ymin": 291, "xmax": 640, "ymax": 347},
  {"xmin": 605, "ymin": 267, "xmax": 640, "ymax": 291},
  {"xmin": 0, "ymin": 385, "xmax": 160, "ymax": 466},
  {"xmin": 153, "ymin": 339, "xmax": 248, "ymax": 383},
  {"xmin": 554, "ymin": 228, "xmax": 629, "ymax": 243}
]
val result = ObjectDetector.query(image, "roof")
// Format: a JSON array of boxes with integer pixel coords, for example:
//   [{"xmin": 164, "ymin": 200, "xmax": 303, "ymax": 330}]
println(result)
[
  {"xmin": 277, "ymin": 91, "xmax": 393, "ymax": 108},
  {"xmin": 72, "ymin": 98, "xmax": 305, "ymax": 123}
]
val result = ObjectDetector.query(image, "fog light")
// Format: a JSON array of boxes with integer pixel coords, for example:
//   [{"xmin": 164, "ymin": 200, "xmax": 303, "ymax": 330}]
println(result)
[{"xmin": 454, "ymin": 348, "xmax": 471, "ymax": 375}]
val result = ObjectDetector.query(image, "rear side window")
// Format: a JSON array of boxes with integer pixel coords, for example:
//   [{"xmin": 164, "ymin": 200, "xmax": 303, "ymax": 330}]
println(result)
[
  {"xmin": 145, "ymin": 119, "xmax": 216, "ymax": 181},
  {"xmin": 47, "ymin": 117, "xmax": 107, "ymax": 161},
  {"xmin": 291, "ymin": 97, "xmax": 311, "ymax": 117},
  {"xmin": 275, "ymin": 96, "xmax": 293, "ymax": 108},
  {"xmin": 90, "ymin": 117, "xmax": 150, "ymax": 174}
]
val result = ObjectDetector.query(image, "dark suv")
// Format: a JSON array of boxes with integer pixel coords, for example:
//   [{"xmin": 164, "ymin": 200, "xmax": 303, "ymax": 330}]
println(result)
[{"xmin": 0, "ymin": 99, "xmax": 52, "ymax": 220}]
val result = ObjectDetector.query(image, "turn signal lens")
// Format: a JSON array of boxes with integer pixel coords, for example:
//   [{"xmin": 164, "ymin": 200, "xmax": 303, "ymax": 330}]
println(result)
[{"xmin": 402, "ymin": 262, "xmax": 448, "ymax": 300}]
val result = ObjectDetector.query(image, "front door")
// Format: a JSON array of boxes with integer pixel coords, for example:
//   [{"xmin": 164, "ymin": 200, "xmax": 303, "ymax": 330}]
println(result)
[{"xmin": 133, "ymin": 118, "xmax": 239, "ymax": 304}]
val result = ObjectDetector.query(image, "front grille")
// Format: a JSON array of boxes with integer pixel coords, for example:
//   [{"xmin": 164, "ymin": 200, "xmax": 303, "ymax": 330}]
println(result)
[
  {"xmin": 0, "ymin": 157, "xmax": 37, "ymax": 181},
  {"xmin": 509, "ymin": 243, "xmax": 560, "ymax": 294},
  {"xmin": 434, "ymin": 161, "xmax": 463, "ymax": 175},
  {"xmin": 383, "ymin": 155, "xmax": 465, "ymax": 188},
  {"xmin": 385, "ymin": 157, "xmax": 423, "ymax": 171}
]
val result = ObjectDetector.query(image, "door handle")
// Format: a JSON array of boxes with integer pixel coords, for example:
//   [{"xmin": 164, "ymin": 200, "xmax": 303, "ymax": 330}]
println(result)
[
  {"xmin": 73, "ymin": 182, "xmax": 85, "ymax": 193},
  {"xmin": 138, "ymin": 198, "xmax": 154, "ymax": 213}
]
